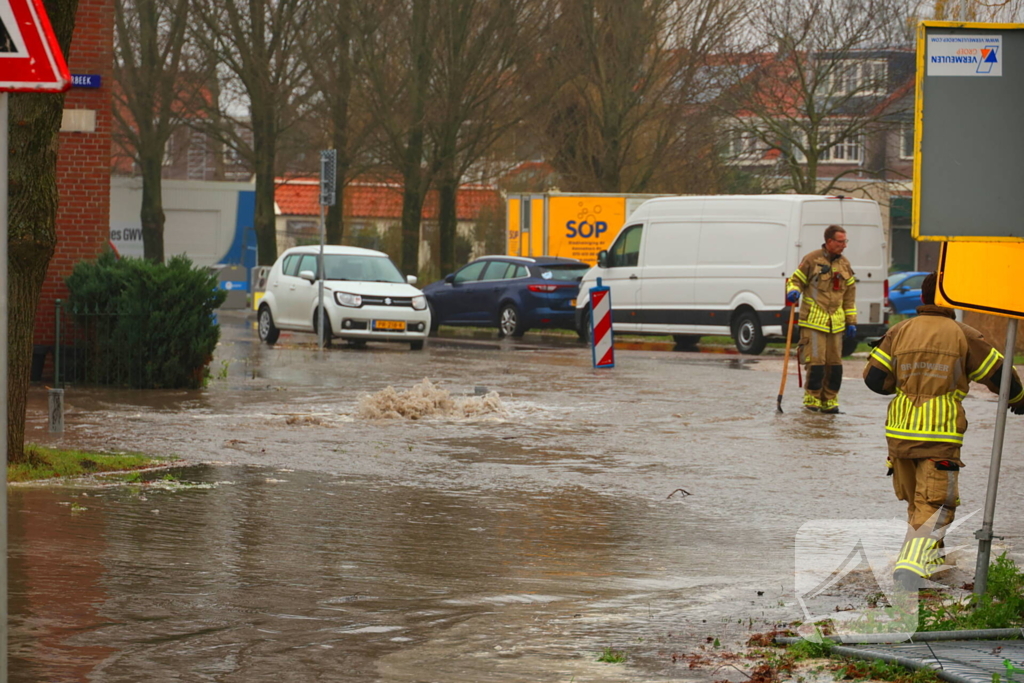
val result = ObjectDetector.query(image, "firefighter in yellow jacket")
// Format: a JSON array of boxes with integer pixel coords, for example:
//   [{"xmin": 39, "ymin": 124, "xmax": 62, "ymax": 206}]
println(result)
[
  {"xmin": 863, "ymin": 273, "xmax": 1024, "ymax": 589},
  {"xmin": 786, "ymin": 225, "xmax": 856, "ymax": 413}
]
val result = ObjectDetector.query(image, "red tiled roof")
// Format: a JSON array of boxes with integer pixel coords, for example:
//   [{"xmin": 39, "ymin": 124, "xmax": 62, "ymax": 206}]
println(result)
[{"xmin": 275, "ymin": 178, "xmax": 501, "ymax": 220}]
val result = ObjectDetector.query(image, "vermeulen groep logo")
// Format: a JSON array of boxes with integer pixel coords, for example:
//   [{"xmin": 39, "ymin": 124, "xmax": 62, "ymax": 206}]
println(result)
[{"xmin": 977, "ymin": 45, "xmax": 999, "ymax": 74}]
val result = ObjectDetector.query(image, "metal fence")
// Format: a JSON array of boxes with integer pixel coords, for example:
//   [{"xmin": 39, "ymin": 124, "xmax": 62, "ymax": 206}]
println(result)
[{"xmin": 54, "ymin": 298, "xmax": 150, "ymax": 388}]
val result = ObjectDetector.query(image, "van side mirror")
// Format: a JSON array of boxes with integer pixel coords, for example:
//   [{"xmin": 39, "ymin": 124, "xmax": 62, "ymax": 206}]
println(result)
[
  {"xmin": 597, "ymin": 250, "xmax": 608, "ymax": 268},
  {"xmin": 406, "ymin": 275, "xmax": 418, "ymax": 285},
  {"xmin": 299, "ymin": 270, "xmax": 316, "ymax": 283}
]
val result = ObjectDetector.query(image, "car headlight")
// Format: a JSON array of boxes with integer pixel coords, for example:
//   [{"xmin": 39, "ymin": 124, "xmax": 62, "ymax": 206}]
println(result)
[
  {"xmin": 411, "ymin": 295, "xmax": 427, "ymax": 311},
  {"xmin": 334, "ymin": 291, "xmax": 362, "ymax": 307}
]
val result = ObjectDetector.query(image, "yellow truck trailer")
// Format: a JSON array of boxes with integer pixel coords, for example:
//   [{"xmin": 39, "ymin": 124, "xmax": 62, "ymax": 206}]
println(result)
[{"xmin": 506, "ymin": 192, "xmax": 668, "ymax": 265}]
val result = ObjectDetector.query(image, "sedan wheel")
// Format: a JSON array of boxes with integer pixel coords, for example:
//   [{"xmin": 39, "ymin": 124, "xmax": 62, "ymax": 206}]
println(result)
[
  {"xmin": 498, "ymin": 304, "xmax": 526, "ymax": 338},
  {"xmin": 258, "ymin": 306, "xmax": 280, "ymax": 345},
  {"xmin": 313, "ymin": 310, "xmax": 333, "ymax": 348}
]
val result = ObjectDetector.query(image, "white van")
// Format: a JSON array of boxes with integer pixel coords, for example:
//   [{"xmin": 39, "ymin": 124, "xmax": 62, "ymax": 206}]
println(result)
[{"xmin": 574, "ymin": 195, "xmax": 889, "ymax": 355}]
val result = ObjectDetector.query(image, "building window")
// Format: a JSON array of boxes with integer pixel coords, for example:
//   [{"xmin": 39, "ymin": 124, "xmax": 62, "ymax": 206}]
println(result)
[
  {"xmin": 900, "ymin": 124, "xmax": 914, "ymax": 159},
  {"xmin": 819, "ymin": 134, "xmax": 863, "ymax": 163},
  {"xmin": 162, "ymin": 135, "xmax": 175, "ymax": 166},
  {"xmin": 827, "ymin": 60, "xmax": 888, "ymax": 96},
  {"xmin": 727, "ymin": 132, "xmax": 767, "ymax": 160},
  {"xmin": 794, "ymin": 129, "xmax": 863, "ymax": 164}
]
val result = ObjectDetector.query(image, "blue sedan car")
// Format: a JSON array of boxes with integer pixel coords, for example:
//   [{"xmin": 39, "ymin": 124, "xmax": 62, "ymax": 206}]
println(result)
[
  {"xmin": 423, "ymin": 256, "xmax": 590, "ymax": 338},
  {"xmin": 887, "ymin": 271, "xmax": 930, "ymax": 315}
]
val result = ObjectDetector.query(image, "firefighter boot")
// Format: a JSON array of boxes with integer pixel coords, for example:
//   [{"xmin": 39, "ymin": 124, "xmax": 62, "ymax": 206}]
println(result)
[{"xmin": 893, "ymin": 536, "xmax": 940, "ymax": 592}]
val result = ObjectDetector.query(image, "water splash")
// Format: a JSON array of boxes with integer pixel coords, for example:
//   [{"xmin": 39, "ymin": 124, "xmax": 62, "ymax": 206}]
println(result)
[{"xmin": 356, "ymin": 379, "xmax": 507, "ymax": 420}]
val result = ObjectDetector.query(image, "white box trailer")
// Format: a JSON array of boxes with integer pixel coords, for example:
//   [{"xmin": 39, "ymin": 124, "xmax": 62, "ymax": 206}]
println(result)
[{"xmin": 575, "ymin": 194, "xmax": 889, "ymax": 354}]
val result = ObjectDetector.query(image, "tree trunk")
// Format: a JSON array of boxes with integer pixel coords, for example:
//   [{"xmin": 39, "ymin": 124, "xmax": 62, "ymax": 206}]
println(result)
[
  {"xmin": 8, "ymin": 0, "xmax": 78, "ymax": 464},
  {"xmin": 438, "ymin": 169, "xmax": 458, "ymax": 277},
  {"xmin": 399, "ymin": 170, "xmax": 425, "ymax": 277},
  {"xmin": 252, "ymin": 113, "xmax": 278, "ymax": 265},
  {"xmin": 139, "ymin": 153, "xmax": 166, "ymax": 262},
  {"xmin": 325, "ymin": 117, "xmax": 349, "ymax": 246},
  {"xmin": 398, "ymin": 0, "xmax": 430, "ymax": 277},
  {"xmin": 325, "ymin": 0, "xmax": 351, "ymax": 246}
]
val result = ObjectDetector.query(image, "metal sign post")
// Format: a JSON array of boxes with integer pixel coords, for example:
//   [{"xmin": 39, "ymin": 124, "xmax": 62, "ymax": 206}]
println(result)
[
  {"xmin": 317, "ymin": 150, "xmax": 337, "ymax": 351},
  {"xmin": 973, "ymin": 322, "xmax": 1017, "ymax": 596}
]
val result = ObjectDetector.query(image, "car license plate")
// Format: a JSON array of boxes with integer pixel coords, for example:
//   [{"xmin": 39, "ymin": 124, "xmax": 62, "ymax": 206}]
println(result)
[{"xmin": 373, "ymin": 320, "xmax": 406, "ymax": 331}]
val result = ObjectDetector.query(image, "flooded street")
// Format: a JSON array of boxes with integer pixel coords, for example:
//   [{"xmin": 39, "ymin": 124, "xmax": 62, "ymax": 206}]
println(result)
[{"xmin": 15, "ymin": 312, "xmax": 1024, "ymax": 681}]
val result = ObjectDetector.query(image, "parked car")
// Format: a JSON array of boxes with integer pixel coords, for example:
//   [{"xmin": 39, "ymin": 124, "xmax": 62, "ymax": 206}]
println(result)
[
  {"xmin": 887, "ymin": 271, "xmax": 929, "ymax": 315},
  {"xmin": 423, "ymin": 256, "xmax": 590, "ymax": 338},
  {"xmin": 257, "ymin": 245, "xmax": 430, "ymax": 350}
]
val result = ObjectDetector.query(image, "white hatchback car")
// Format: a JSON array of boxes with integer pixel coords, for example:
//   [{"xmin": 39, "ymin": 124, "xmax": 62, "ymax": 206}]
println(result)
[{"xmin": 257, "ymin": 245, "xmax": 431, "ymax": 350}]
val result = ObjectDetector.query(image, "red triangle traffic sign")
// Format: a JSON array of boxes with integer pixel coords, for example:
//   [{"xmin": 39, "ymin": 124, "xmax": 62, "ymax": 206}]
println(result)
[{"xmin": 0, "ymin": 0, "xmax": 70, "ymax": 92}]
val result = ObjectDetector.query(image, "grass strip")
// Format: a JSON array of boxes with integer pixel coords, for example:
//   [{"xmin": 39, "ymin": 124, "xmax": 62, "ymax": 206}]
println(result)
[{"xmin": 9, "ymin": 445, "xmax": 169, "ymax": 483}]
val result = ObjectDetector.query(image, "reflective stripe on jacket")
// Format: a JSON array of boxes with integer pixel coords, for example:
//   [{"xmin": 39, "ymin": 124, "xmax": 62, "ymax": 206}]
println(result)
[
  {"xmin": 787, "ymin": 248, "xmax": 856, "ymax": 333},
  {"xmin": 863, "ymin": 305, "xmax": 1023, "ymax": 449}
]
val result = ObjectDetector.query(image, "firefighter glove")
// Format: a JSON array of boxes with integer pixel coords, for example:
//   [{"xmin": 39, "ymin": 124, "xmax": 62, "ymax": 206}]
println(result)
[
  {"xmin": 786, "ymin": 290, "xmax": 800, "ymax": 305},
  {"xmin": 1012, "ymin": 402, "xmax": 1024, "ymax": 415},
  {"xmin": 845, "ymin": 324, "xmax": 857, "ymax": 340},
  {"xmin": 886, "ymin": 458, "xmax": 894, "ymax": 477}
]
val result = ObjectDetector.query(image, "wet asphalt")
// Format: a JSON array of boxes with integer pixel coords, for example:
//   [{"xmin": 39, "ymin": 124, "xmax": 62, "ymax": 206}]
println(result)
[{"xmin": 13, "ymin": 309, "xmax": 1024, "ymax": 682}]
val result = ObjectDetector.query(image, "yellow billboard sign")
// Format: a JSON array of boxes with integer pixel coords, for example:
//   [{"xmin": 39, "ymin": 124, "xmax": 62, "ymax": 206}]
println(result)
[
  {"xmin": 937, "ymin": 242, "xmax": 1024, "ymax": 319},
  {"xmin": 546, "ymin": 195, "xmax": 626, "ymax": 264}
]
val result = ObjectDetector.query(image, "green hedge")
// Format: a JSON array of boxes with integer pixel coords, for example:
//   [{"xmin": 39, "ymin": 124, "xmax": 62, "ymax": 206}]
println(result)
[{"xmin": 65, "ymin": 253, "xmax": 226, "ymax": 389}]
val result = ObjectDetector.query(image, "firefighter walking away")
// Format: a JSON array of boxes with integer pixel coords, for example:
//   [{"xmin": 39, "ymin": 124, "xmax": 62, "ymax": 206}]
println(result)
[{"xmin": 863, "ymin": 273, "xmax": 1024, "ymax": 590}]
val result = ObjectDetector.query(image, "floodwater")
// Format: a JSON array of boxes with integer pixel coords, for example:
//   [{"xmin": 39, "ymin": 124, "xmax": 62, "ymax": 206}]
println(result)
[{"xmin": 14, "ymin": 312, "xmax": 1024, "ymax": 681}]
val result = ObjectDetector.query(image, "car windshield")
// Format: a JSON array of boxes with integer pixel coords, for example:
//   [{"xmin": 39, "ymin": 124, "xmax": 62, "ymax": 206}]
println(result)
[
  {"xmin": 323, "ymin": 254, "xmax": 404, "ymax": 283},
  {"xmin": 537, "ymin": 265, "xmax": 589, "ymax": 281}
]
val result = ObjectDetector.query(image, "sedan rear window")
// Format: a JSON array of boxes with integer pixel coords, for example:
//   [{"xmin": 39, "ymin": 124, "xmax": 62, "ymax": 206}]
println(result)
[{"xmin": 536, "ymin": 265, "xmax": 588, "ymax": 281}]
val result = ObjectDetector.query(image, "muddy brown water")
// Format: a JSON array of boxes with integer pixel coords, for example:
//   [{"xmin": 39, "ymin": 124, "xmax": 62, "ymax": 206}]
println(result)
[{"xmin": 14, "ymin": 313, "xmax": 1024, "ymax": 681}]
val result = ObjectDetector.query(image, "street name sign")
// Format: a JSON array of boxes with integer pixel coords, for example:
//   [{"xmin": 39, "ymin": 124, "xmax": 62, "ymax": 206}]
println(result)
[
  {"xmin": 913, "ymin": 22, "xmax": 1024, "ymax": 241},
  {"xmin": 0, "ymin": 0, "xmax": 70, "ymax": 92}
]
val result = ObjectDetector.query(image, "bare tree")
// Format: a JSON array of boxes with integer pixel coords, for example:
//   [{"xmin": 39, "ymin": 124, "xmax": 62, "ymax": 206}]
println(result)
[
  {"xmin": 718, "ymin": 0, "xmax": 915, "ymax": 194},
  {"xmin": 301, "ymin": 0, "xmax": 377, "ymax": 246},
  {"xmin": 190, "ymin": 0, "xmax": 315, "ymax": 265},
  {"xmin": 8, "ymin": 0, "xmax": 79, "ymax": 463},
  {"xmin": 112, "ymin": 0, "xmax": 193, "ymax": 262},
  {"xmin": 354, "ymin": 0, "xmax": 436, "ymax": 277},
  {"xmin": 532, "ymin": 0, "xmax": 745, "ymax": 194},
  {"xmin": 931, "ymin": 0, "xmax": 1024, "ymax": 21},
  {"xmin": 427, "ymin": 0, "xmax": 548, "ymax": 276}
]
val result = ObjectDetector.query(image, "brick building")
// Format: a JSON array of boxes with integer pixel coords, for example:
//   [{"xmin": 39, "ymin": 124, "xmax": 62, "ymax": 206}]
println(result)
[{"xmin": 33, "ymin": 0, "xmax": 114, "ymax": 372}]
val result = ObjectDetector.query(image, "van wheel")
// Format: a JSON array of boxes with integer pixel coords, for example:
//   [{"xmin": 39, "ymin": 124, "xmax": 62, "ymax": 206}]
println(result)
[
  {"xmin": 733, "ymin": 311, "xmax": 766, "ymax": 355},
  {"xmin": 258, "ymin": 306, "xmax": 280, "ymax": 345},
  {"xmin": 672, "ymin": 334, "xmax": 701, "ymax": 351},
  {"xmin": 842, "ymin": 336, "xmax": 859, "ymax": 357},
  {"xmin": 576, "ymin": 307, "xmax": 591, "ymax": 342}
]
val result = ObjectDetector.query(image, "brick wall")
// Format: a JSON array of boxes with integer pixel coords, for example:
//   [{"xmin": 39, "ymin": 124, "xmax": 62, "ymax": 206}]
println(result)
[{"xmin": 33, "ymin": 0, "xmax": 113, "ymax": 348}]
